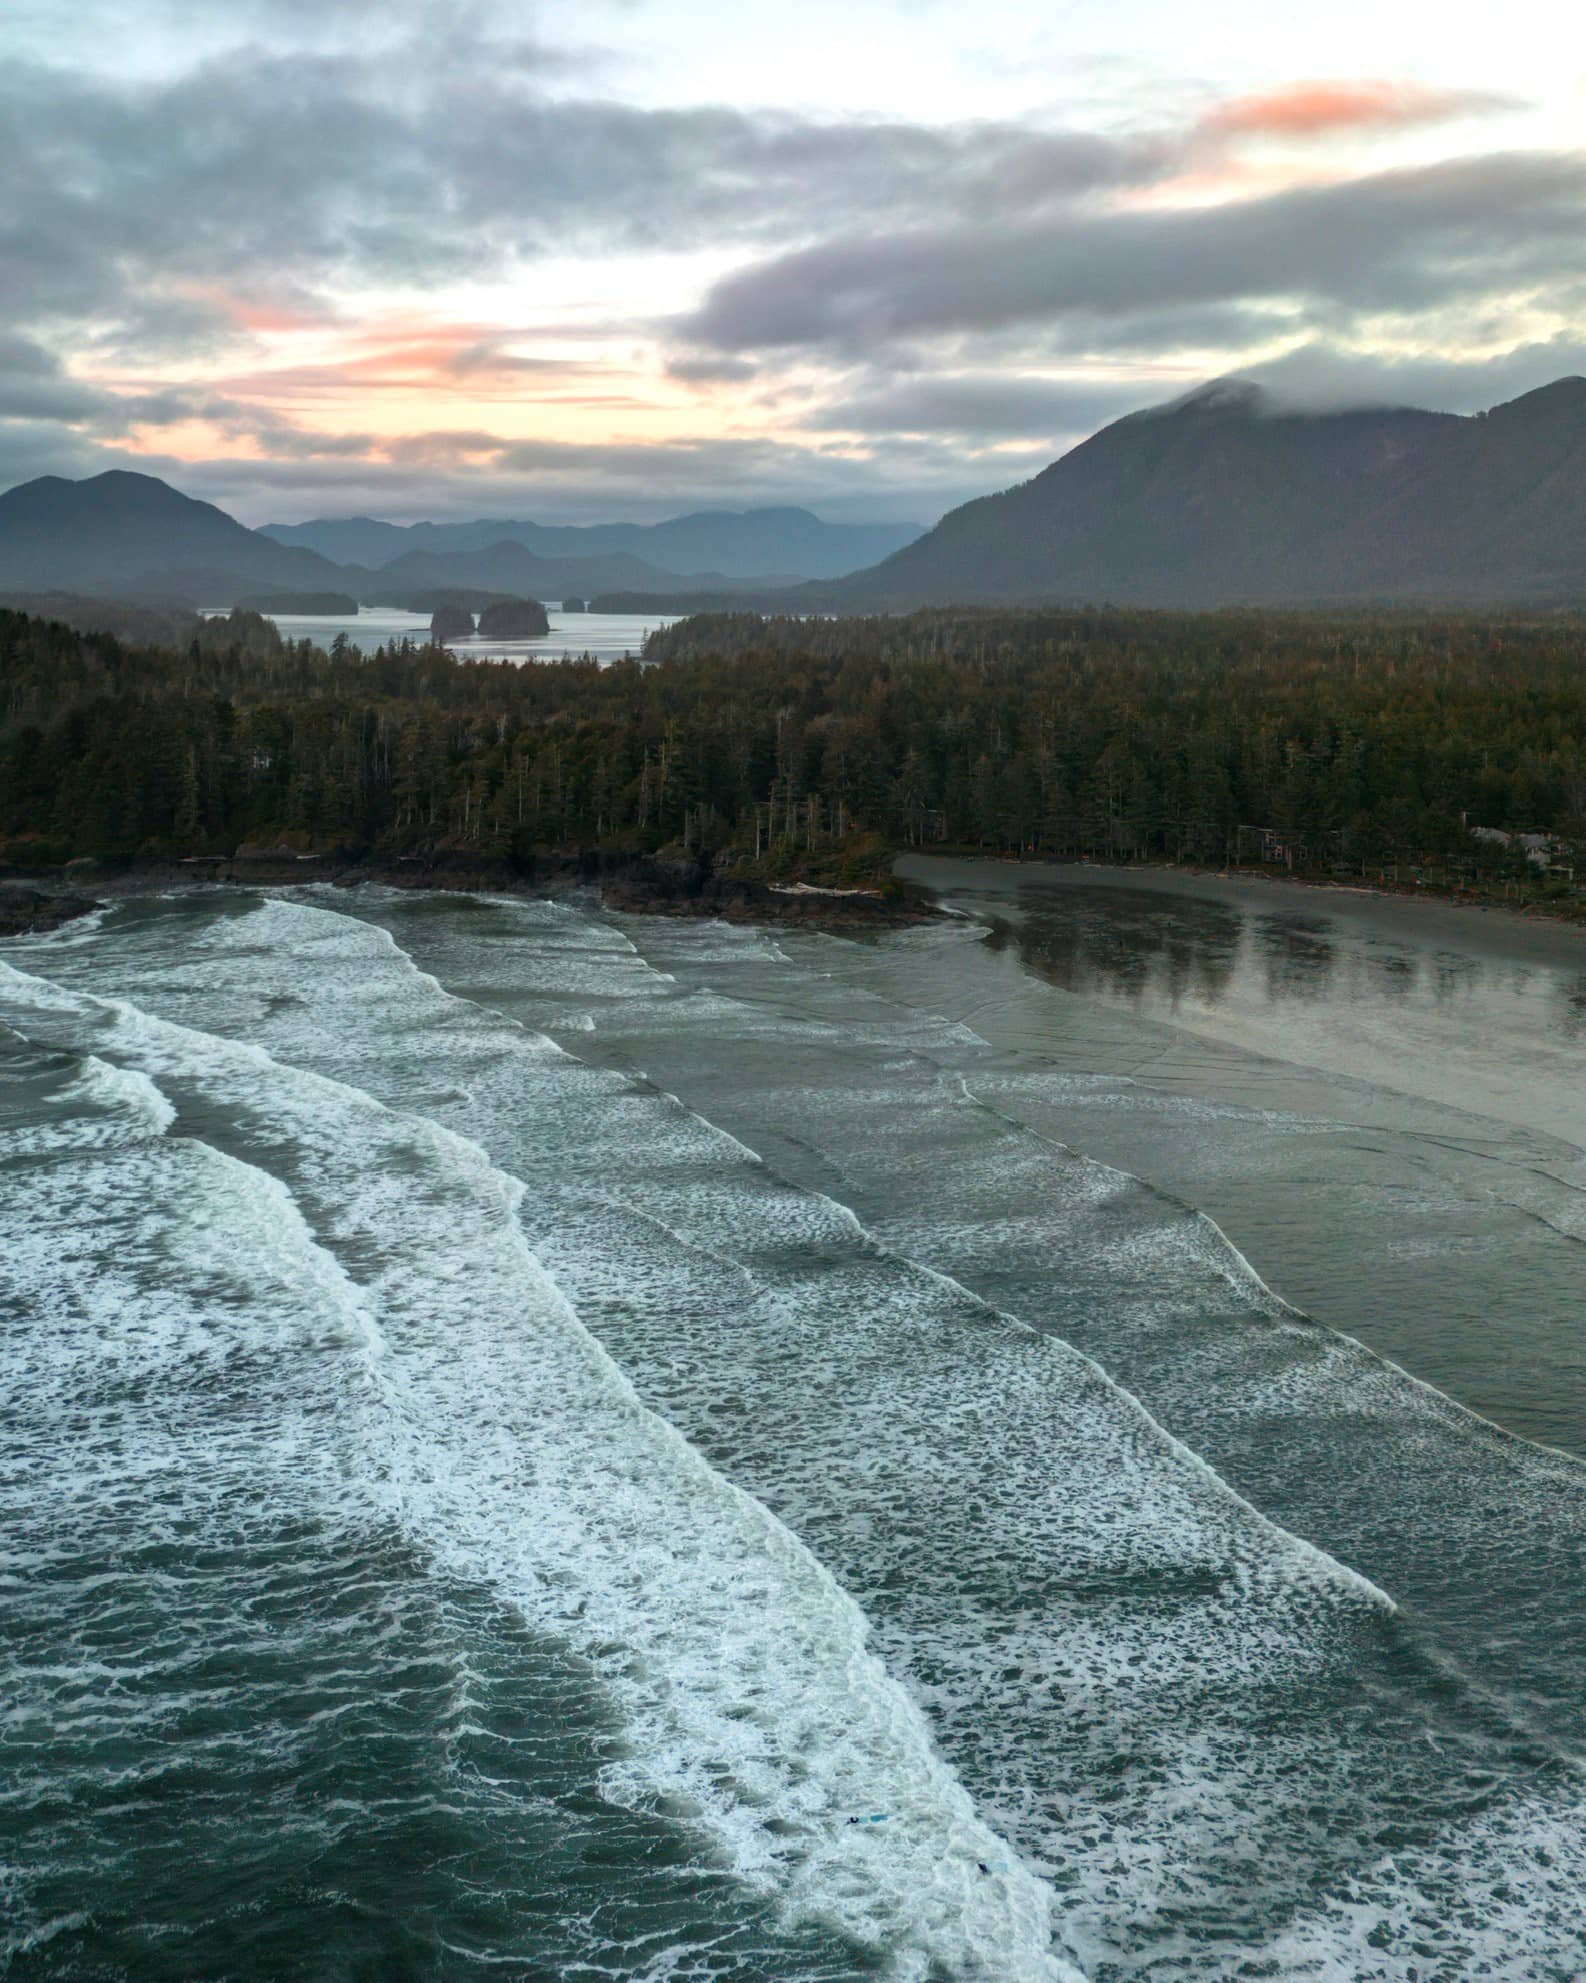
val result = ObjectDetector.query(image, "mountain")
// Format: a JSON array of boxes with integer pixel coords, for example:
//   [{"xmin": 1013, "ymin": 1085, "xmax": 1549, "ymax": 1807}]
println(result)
[
  {"xmin": 0, "ymin": 472, "xmax": 784, "ymax": 607},
  {"xmin": 261, "ymin": 506, "xmax": 924, "ymax": 580},
  {"xmin": 361, "ymin": 542, "xmax": 799, "ymax": 603},
  {"xmin": 0, "ymin": 470, "xmax": 345, "ymax": 601},
  {"xmin": 1336, "ymin": 377, "xmax": 1586, "ymax": 599},
  {"xmin": 20, "ymin": 383, "xmax": 1586, "ymax": 620},
  {"xmin": 256, "ymin": 515, "xmax": 416, "ymax": 567},
  {"xmin": 830, "ymin": 379, "xmax": 1586, "ymax": 609}
]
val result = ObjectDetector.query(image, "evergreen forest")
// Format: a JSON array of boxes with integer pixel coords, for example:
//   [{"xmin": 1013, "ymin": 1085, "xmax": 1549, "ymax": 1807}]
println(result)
[{"xmin": 5, "ymin": 603, "xmax": 1586, "ymax": 905}]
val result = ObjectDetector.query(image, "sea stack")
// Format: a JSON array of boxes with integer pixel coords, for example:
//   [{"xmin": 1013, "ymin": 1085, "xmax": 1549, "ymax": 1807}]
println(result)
[
  {"xmin": 430, "ymin": 603, "xmax": 475, "ymax": 642},
  {"xmin": 477, "ymin": 597, "xmax": 550, "ymax": 637}
]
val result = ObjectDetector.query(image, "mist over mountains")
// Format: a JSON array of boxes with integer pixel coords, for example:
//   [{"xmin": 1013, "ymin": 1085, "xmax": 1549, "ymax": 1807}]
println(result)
[{"xmin": 4, "ymin": 379, "xmax": 1585, "ymax": 614}]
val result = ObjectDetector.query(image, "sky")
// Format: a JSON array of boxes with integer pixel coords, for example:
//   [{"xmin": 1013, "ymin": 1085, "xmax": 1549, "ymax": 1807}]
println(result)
[{"xmin": 3, "ymin": 0, "xmax": 1584, "ymax": 525}]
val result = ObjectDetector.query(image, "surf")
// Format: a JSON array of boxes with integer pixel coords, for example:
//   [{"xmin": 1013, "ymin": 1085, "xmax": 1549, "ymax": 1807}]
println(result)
[
  {"xmin": 0, "ymin": 947, "xmax": 1077, "ymax": 1983},
  {"xmin": 12, "ymin": 888, "xmax": 1586, "ymax": 1976}
]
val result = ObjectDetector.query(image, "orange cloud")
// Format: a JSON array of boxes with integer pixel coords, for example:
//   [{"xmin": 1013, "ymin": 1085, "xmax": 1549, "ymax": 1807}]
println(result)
[
  {"xmin": 80, "ymin": 309, "xmax": 692, "ymax": 470},
  {"xmin": 1204, "ymin": 80, "xmax": 1508, "ymax": 141},
  {"xmin": 214, "ymin": 320, "xmax": 611, "ymax": 400},
  {"xmin": 116, "ymin": 421, "xmax": 274, "ymax": 464}
]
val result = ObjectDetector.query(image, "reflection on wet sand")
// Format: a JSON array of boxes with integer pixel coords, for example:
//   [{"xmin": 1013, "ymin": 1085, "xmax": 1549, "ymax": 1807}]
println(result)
[
  {"xmin": 1254, "ymin": 914, "xmax": 1338, "ymax": 1002},
  {"xmin": 1002, "ymin": 887, "xmax": 1351, "ymax": 1009},
  {"xmin": 1565, "ymin": 977, "xmax": 1586, "ymax": 1042},
  {"xmin": 877, "ymin": 857, "xmax": 1586, "ymax": 1453},
  {"xmin": 989, "ymin": 886, "xmax": 1244, "ymax": 1007},
  {"xmin": 997, "ymin": 877, "xmax": 1586, "ymax": 1042}
]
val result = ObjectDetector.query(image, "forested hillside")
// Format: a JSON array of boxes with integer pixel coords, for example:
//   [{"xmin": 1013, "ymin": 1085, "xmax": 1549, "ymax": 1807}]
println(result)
[
  {"xmin": 829, "ymin": 378, "xmax": 1586, "ymax": 610},
  {"xmin": 5, "ymin": 605, "xmax": 1586, "ymax": 904}
]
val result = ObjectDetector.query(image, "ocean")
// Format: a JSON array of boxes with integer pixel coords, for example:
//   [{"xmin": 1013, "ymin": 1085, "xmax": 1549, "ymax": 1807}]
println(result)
[{"xmin": 3, "ymin": 868, "xmax": 1585, "ymax": 1980}]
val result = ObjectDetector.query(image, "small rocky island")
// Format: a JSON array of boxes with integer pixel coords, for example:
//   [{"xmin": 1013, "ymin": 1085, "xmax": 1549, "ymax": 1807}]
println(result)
[
  {"xmin": 430, "ymin": 603, "xmax": 476, "ymax": 642},
  {"xmin": 477, "ymin": 597, "xmax": 550, "ymax": 638}
]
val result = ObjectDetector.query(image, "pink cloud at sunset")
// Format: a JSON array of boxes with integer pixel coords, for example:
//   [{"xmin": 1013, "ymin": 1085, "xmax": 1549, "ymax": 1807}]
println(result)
[
  {"xmin": 211, "ymin": 322, "xmax": 608, "ymax": 400},
  {"xmin": 1202, "ymin": 79, "xmax": 1512, "ymax": 141}
]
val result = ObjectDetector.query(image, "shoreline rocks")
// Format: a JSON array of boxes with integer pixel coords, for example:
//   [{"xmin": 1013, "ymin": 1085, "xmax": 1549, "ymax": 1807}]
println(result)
[
  {"xmin": 30, "ymin": 848, "xmax": 935, "ymax": 933},
  {"xmin": 0, "ymin": 882, "xmax": 103, "ymax": 936}
]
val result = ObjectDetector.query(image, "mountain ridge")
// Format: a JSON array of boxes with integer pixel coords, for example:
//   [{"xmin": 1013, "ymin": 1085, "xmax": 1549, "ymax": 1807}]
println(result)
[
  {"xmin": 260, "ymin": 506, "xmax": 923, "ymax": 580},
  {"xmin": 361, "ymin": 540, "xmax": 802, "ymax": 601},
  {"xmin": 0, "ymin": 470, "xmax": 346, "ymax": 599},
  {"xmin": 825, "ymin": 377, "xmax": 1586, "ymax": 609},
  {"xmin": 0, "ymin": 471, "xmax": 799, "ymax": 606},
  {"xmin": 8, "ymin": 381, "xmax": 1586, "ymax": 615}
]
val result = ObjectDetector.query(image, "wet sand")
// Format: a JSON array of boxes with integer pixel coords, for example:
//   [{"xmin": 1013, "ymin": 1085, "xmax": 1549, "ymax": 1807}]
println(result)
[
  {"xmin": 897, "ymin": 854, "xmax": 1586, "ymax": 1152},
  {"xmin": 900, "ymin": 854, "xmax": 1586, "ymax": 964}
]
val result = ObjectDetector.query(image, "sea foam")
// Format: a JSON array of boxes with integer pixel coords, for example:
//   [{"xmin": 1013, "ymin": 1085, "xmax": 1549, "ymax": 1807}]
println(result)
[{"xmin": 0, "ymin": 948, "xmax": 1078, "ymax": 1983}]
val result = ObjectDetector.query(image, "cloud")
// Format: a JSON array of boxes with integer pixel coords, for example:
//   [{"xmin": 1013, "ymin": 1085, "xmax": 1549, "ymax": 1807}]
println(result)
[
  {"xmin": 1249, "ymin": 331, "xmax": 1586, "ymax": 412},
  {"xmin": 682, "ymin": 151, "xmax": 1586, "ymax": 352},
  {"xmin": 2, "ymin": 10, "xmax": 1582, "ymax": 528},
  {"xmin": 0, "ymin": 46, "xmax": 1165, "ymax": 356},
  {"xmin": 205, "ymin": 324, "xmax": 618, "ymax": 402},
  {"xmin": 0, "ymin": 419, "xmax": 116, "ymax": 487},
  {"xmin": 666, "ymin": 353, "xmax": 762, "ymax": 386},
  {"xmin": 808, "ymin": 374, "xmax": 1148, "ymax": 440},
  {"xmin": 0, "ymin": 334, "xmax": 108, "ymax": 422},
  {"xmin": 1201, "ymin": 80, "xmax": 1516, "ymax": 141},
  {"xmin": 6, "ymin": 422, "xmax": 996, "ymax": 527}
]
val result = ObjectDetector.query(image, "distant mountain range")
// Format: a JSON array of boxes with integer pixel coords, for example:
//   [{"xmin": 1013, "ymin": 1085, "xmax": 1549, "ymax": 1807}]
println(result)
[
  {"xmin": 823, "ymin": 377, "xmax": 1586, "ymax": 610},
  {"xmin": 6, "ymin": 382, "xmax": 1586, "ymax": 618},
  {"xmin": 358, "ymin": 541, "xmax": 800, "ymax": 604},
  {"xmin": 0, "ymin": 474, "xmax": 920, "ymax": 606},
  {"xmin": 262, "ymin": 508, "xmax": 923, "ymax": 580}
]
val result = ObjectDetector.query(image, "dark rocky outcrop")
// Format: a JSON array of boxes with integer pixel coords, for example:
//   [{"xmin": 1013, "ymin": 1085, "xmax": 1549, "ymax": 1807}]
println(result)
[
  {"xmin": 0, "ymin": 882, "xmax": 102, "ymax": 935},
  {"xmin": 233, "ymin": 842, "xmax": 324, "ymax": 865},
  {"xmin": 30, "ymin": 844, "xmax": 930, "ymax": 932},
  {"xmin": 596, "ymin": 856, "xmax": 931, "ymax": 927}
]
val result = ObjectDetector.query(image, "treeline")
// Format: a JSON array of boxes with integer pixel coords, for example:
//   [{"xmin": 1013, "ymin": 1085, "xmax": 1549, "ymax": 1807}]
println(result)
[
  {"xmin": 5, "ymin": 604, "xmax": 1586, "ymax": 897},
  {"xmin": 0, "ymin": 593, "xmax": 287, "ymax": 654}
]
